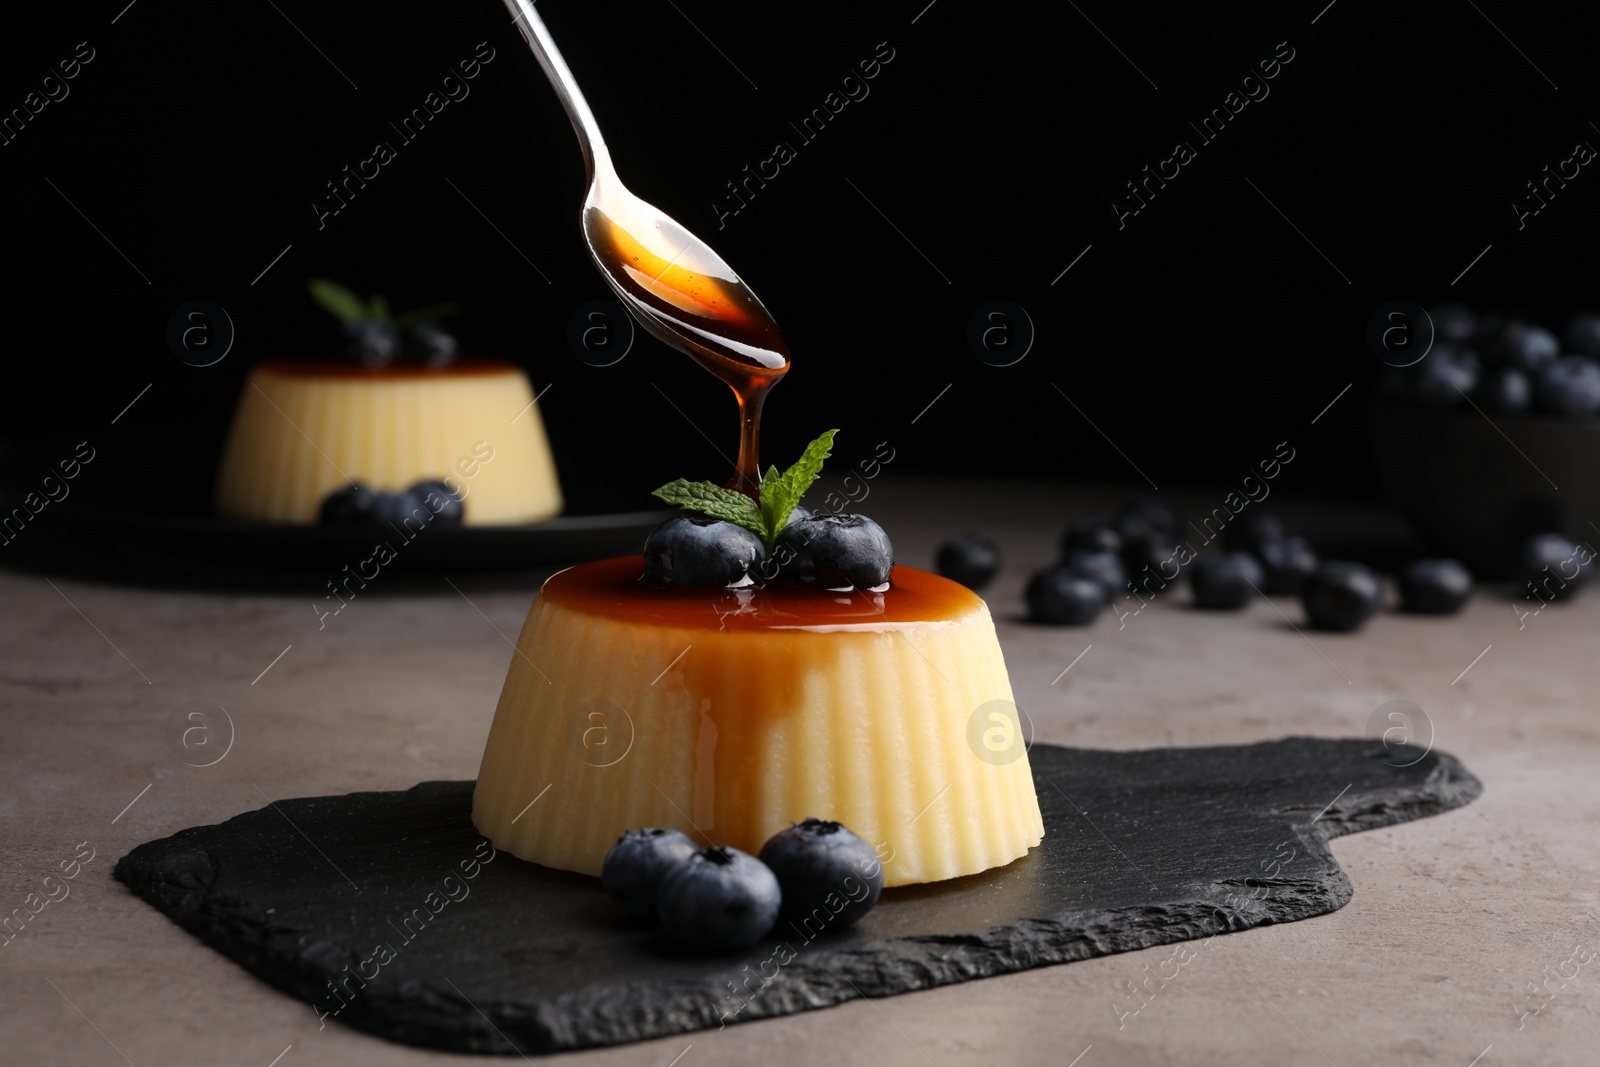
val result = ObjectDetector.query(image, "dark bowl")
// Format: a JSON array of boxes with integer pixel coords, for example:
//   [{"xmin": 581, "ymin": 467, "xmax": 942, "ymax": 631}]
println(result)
[{"xmin": 1367, "ymin": 400, "xmax": 1600, "ymax": 577}]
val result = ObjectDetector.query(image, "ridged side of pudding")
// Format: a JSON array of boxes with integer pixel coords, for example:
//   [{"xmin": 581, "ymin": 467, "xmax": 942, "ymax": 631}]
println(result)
[
  {"xmin": 214, "ymin": 360, "xmax": 561, "ymax": 525},
  {"xmin": 472, "ymin": 558, "xmax": 1044, "ymax": 887}
]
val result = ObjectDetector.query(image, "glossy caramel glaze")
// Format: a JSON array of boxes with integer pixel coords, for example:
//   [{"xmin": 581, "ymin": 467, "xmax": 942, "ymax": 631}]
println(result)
[{"xmin": 539, "ymin": 556, "xmax": 981, "ymax": 631}]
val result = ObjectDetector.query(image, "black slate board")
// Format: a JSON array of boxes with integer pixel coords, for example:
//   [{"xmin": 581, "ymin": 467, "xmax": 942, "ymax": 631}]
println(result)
[{"xmin": 114, "ymin": 738, "xmax": 1481, "ymax": 1055}]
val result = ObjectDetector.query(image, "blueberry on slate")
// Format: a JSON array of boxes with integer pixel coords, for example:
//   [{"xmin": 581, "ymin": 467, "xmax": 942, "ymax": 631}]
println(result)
[
  {"xmin": 1535, "ymin": 356, "xmax": 1600, "ymax": 416},
  {"xmin": 645, "ymin": 516, "xmax": 766, "ymax": 587},
  {"xmin": 1223, "ymin": 512, "xmax": 1286, "ymax": 555},
  {"xmin": 1258, "ymin": 536, "xmax": 1319, "ymax": 596},
  {"xmin": 1026, "ymin": 567, "xmax": 1105, "ymax": 625},
  {"xmin": 1189, "ymin": 552, "xmax": 1263, "ymax": 610},
  {"xmin": 936, "ymin": 534, "xmax": 1001, "ymax": 590},
  {"xmin": 602, "ymin": 827, "xmax": 699, "ymax": 917},
  {"xmin": 1486, "ymin": 322, "xmax": 1559, "ymax": 372},
  {"xmin": 372, "ymin": 488, "xmax": 432, "ymax": 528},
  {"xmin": 319, "ymin": 483, "xmax": 377, "ymax": 526},
  {"xmin": 656, "ymin": 845, "xmax": 782, "ymax": 951},
  {"xmin": 1518, "ymin": 532, "xmax": 1591, "ymax": 602},
  {"xmin": 776, "ymin": 513, "xmax": 894, "ymax": 589},
  {"xmin": 343, "ymin": 319, "xmax": 400, "ymax": 366},
  {"xmin": 1474, "ymin": 366, "xmax": 1532, "ymax": 413},
  {"xmin": 404, "ymin": 321, "xmax": 459, "ymax": 365},
  {"xmin": 1412, "ymin": 342, "xmax": 1480, "ymax": 405},
  {"xmin": 1300, "ymin": 561, "xmax": 1382, "ymax": 631},
  {"xmin": 1063, "ymin": 549, "xmax": 1126, "ymax": 602},
  {"xmin": 758, "ymin": 818, "xmax": 883, "ymax": 929},
  {"xmin": 1115, "ymin": 498, "xmax": 1182, "ymax": 542},
  {"xmin": 1562, "ymin": 313, "xmax": 1600, "ymax": 358},
  {"xmin": 1061, "ymin": 516, "xmax": 1123, "ymax": 557},
  {"xmin": 1430, "ymin": 302, "xmax": 1478, "ymax": 343},
  {"xmin": 410, "ymin": 479, "xmax": 465, "ymax": 524},
  {"xmin": 1398, "ymin": 559, "xmax": 1473, "ymax": 614}
]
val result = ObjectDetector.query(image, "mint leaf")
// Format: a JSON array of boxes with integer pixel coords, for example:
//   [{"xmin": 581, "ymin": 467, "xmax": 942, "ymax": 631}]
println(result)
[
  {"xmin": 393, "ymin": 302, "xmax": 462, "ymax": 330},
  {"xmin": 368, "ymin": 293, "xmax": 391, "ymax": 321},
  {"xmin": 307, "ymin": 278, "xmax": 366, "ymax": 324},
  {"xmin": 651, "ymin": 479, "xmax": 764, "ymax": 539},
  {"xmin": 759, "ymin": 429, "xmax": 837, "ymax": 545}
]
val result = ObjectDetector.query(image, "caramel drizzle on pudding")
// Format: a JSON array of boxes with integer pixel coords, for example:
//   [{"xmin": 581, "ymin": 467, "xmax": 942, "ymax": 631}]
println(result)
[{"xmin": 541, "ymin": 557, "xmax": 977, "ymax": 630}]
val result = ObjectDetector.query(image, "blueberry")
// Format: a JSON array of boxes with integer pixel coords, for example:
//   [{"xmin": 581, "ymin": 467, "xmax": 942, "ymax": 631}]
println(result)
[
  {"xmin": 410, "ymin": 480, "xmax": 464, "ymax": 524},
  {"xmin": 1223, "ymin": 512, "xmax": 1286, "ymax": 555},
  {"xmin": 1518, "ymin": 532, "xmax": 1591, "ymax": 603},
  {"xmin": 776, "ymin": 513, "xmax": 894, "ymax": 590},
  {"xmin": 1061, "ymin": 516, "xmax": 1122, "ymax": 557},
  {"xmin": 1430, "ymin": 302, "xmax": 1478, "ymax": 343},
  {"xmin": 1535, "ymin": 356, "xmax": 1600, "ymax": 416},
  {"xmin": 1189, "ymin": 552, "xmax": 1263, "ymax": 610},
  {"xmin": 1474, "ymin": 366, "xmax": 1532, "ymax": 413},
  {"xmin": 656, "ymin": 845, "xmax": 782, "ymax": 951},
  {"xmin": 1062, "ymin": 550, "xmax": 1125, "ymax": 602},
  {"xmin": 343, "ymin": 319, "xmax": 400, "ymax": 366},
  {"xmin": 372, "ymin": 489, "xmax": 432, "ymax": 529},
  {"xmin": 1121, "ymin": 533, "xmax": 1182, "ymax": 586},
  {"xmin": 318, "ymin": 483, "xmax": 377, "ymax": 526},
  {"xmin": 1026, "ymin": 567, "xmax": 1105, "ymax": 625},
  {"xmin": 404, "ymin": 321, "xmax": 458, "ymax": 365},
  {"xmin": 1412, "ymin": 342, "xmax": 1480, "ymax": 405},
  {"xmin": 602, "ymin": 827, "xmax": 699, "ymax": 917},
  {"xmin": 1257, "ymin": 536, "xmax": 1319, "ymax": 596},
  {"xmin": 1300, "ymin": 561, "xmax": 1382, "ymax": 631},
  {"xmin": 1562, "ymin": 313, "xmax": 1600, "ymax": 358},
  {"xmin": 1115, "ymin": 498, "xmax": 1181, "ymax": 542},
  {"xmin": 758, "ymin": 818, "xmax": 883, "ymax": 929},
  {"xmin": 936, "ymin": 535, "xmax": 1001, "ymax": 590},
  {"xmin": 645, "ymin": 516, "xmax": 766, "ymax": 588},
  {"xmin": 1486, "ymin": 322, "xmax": 1559, "ymax": 372},
  {"xmin": 1398, "ymin": 559, "xmax": 1473, "ymax": 614}
]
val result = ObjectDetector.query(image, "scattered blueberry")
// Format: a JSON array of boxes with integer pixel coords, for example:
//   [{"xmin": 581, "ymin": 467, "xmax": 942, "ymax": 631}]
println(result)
[
  {"xmin": 1062, "ymin": 549, "xmax": 1126, "ymax": 602},
  {"xmin": 372, "ymin": 488, "xmax": 431, "ymax": 528},
  {"xmin": 318, "ymin": 483, "xmax": 377, "ymax": 526},
  {"xmin": 1257, "ymin": 536, "xmax": 1319, "ymax": 596},
  {"xmin": 1474, "ymin": 366, "xmax": 1532, "ymax": 413},
  {"xmin": 343, "ymin": 319, "xmax": 400, "ymax": 366},
  {"xmin": 936, "ymin": 535, "xmax": 1001, "ymax": 591},
  {"xmin": 1412, "ymin": 342, "xmax": 1480, "ymax": 405},
  {"xmin": 1470, "ymin": 312, "xmax": 1504, "ymax": 351},
  {"xmin": 411, "ymin": 480, "xmax": 465, "ymax": 524},
  {"xmin": 656, "ymin": 845, "xmax": 782, "ymax": 951},
  {"xmin": 403, "ymin": 321, "xmax": 459, "ymax": 365},
  {"xmin": 1430, "ymin": 302, "xmax": 1478, "ymax": 343},
  {"xmin": 1026, "ymin": 567, "xmax": 1105, "ymax": 625},
  {"xmin": 1115, "ymin": 498, "xmax": 1182, "ymax": 543},
  {"xmin": 1189, "ymin": 552, "xmax": 1264, "ymax": 610},
  {"xmin": 758, "ymin": 819, "xmax": 883, "ymax": 929},
  {"xmin": 602, "ymin": 828, "xmax": 699, "ymax": 917},
  {"xmin": 1120, "ymin": 532, "xmax": 1182, "ymax": 586},
  {"xmin": 645, "ymin": 516, "xmax": 766, "ymax": 588},
  {"xmin": 1535, "ymin": 356, "xmax": 1600, "ymax": 416},
  {"xmin": 1563, "ymin": 313, "xmax": 1600, "ymax": 358},
  {"xmin": 1518, "ymin": 532, "xmax": 1591, "ymax": 602},
  {"xmin": 1223, "ymin": 512, "xmax": 1286, "ymax": 555},
  {"xmin": 1300, "ymin": 561, "xmax": 1383, "ymax": 631},
  {"xmin": 1061, "ymin": 516, "xmax": 1122, "ymax": 557},
  {"xmin": 776, "ymin": 513, "xmax": 894, "ymax": 589},
  {"xmin": 1486, "ymin": 322, "xmax": 1559, "ymax": 372},
  {"xmin": 1398, "ymin": 559, "xmax": 1474, "ymax": 614}
]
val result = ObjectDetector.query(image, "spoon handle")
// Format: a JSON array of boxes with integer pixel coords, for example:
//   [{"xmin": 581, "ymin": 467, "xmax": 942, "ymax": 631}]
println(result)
[{"xmin": 501, "ymin": 0, "xmax": 608, "ymax": 180}]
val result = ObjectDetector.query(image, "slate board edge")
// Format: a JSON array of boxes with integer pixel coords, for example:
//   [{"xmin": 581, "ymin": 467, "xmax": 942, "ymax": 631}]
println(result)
[{"xmin": 112, "ymin": 741, "xmax": 1484, "ymax": 1056}]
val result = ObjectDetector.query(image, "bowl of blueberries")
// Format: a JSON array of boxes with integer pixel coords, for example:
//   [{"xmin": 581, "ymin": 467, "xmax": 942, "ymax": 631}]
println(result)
[{"xmin": 1368, "ymin": 304, "xmax": 1600, "ymax": 576}]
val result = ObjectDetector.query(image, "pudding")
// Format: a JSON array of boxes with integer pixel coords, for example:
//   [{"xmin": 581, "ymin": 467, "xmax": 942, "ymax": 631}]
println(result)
[
  {"xmin": 215, "ymin": 359, "xmax": 562, "ymax": 525},
  {"xmin": 472, "ymin": 557, "xmax": 1044, "ymax": 887}
]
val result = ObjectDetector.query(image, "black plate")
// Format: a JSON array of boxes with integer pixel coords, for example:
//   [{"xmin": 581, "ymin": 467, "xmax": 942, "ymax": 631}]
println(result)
[{"xmin": 2, "ymin": 504, "xmax": 670, "ymax": 583}]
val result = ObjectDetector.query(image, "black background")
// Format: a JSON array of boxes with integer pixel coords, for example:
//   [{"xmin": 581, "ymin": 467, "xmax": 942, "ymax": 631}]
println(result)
[{"xmin": 1, "ymin": 0, "xmax": 1594, "ymax": 515}]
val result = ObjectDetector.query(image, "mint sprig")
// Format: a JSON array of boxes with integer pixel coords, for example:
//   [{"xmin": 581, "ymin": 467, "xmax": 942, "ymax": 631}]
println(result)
[
  {"xmin": 652, "ymin": 429, "xmax": 838, "ymax": 552},
  {"xmin": 307, "ymin": 278, "xmax": 460, "ymax": 328}
]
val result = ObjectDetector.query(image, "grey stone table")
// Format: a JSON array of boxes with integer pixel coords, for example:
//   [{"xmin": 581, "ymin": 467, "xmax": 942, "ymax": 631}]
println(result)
[{"xmin": 3, "ymin": 478, "xmax": 1597, "ymax": 1067}]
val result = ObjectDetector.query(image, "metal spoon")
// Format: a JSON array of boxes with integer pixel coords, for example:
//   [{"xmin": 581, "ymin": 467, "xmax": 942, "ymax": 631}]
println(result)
[{"xmin": 502, "ymin": 0, "xmax": 788, "ymax": 491}]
